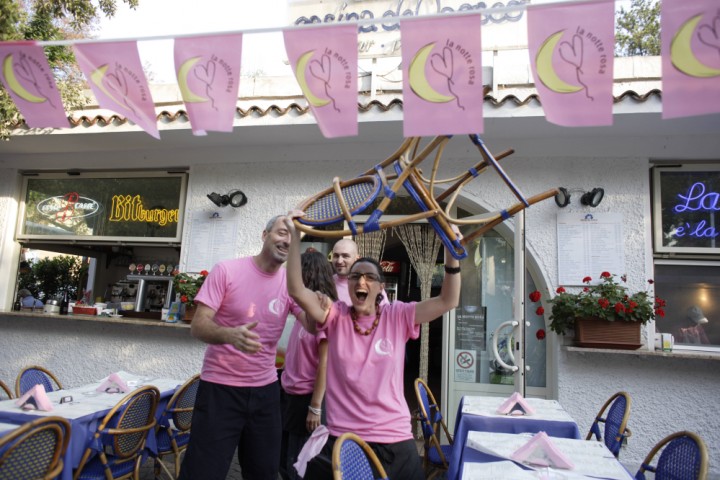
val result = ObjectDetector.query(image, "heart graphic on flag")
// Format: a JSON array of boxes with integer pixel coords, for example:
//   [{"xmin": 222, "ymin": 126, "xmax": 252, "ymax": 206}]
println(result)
[
  {"xmin": 106, "ymin": 69, "xmax": 129, "ymax": 97},
  {"xmin": 15, "ymin": 55, "xmax": 37, "ymax": 85},
  {"xmin": 431, "ymin": 46, "xmax": 454, "ymax": 80},
  {"xmin": 309, "ymin": 55, "xmax": 331, "ymax": 84},
  {"xmin": 698, "ymin": 17, "xmax": 720, "ymax": 50},
  {"xmin": 559, "ymin": 35, "xmax": 583, "ymax": 69},
  {"xmin": 195, "ymin": 60, "xmax": 216, "ymax": 85}
]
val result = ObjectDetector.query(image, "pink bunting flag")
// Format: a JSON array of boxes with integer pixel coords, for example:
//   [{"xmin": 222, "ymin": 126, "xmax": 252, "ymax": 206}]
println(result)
[
  {"xmin": 401, "ymin": 15, "xmax": 484, "ymax": 137},
  {"xmin": 528, "ymin": 0, "xmax": 615, "ymax": 127},
  {"xmin": 174, "ymin": 34, "xmax": 243, "ymax": 136},
  {"xmin": 661, "ymin": 0, "xmax": 720, "ymax": 119},
  {"xmin": 284, "ymin": 25, "xmax": 358, "ymax": 138},
  {"xmin": 0, "ymin": 42, "xmax": 67, "ymax": 128},
  {"xmin": 74, "ymin": 41, "xmax": 159, "ymax": 139}
]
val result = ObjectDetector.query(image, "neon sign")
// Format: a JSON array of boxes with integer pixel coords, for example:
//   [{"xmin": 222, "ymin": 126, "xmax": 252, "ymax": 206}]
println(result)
[
  {"xmin": 672, "ymin": 182, "xmax": 719, "ymax": 240},
  {"xmin": 109, "ymin": 195, "xmax": 179, "ymax": 226},
  {"xmin": 36, "ymin": 192, "xmax": 100, "ymax": 222}
]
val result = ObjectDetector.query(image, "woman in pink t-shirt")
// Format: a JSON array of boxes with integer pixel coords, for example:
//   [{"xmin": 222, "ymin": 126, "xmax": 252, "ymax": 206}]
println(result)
[
  {"xmin": 284, "ymin": 214, "xmax": 461, "ymax": 480},
  {"xmin": 280, "ymin": 251, "xmax": 335, "ymax": 480}
]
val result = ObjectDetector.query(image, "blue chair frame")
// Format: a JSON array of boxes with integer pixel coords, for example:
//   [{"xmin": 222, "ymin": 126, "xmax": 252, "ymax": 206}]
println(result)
[
  {"xmin": 635, "ymin": 430, "xmax": 708, "ymax": 480},
  {"xmin": 332, "ymin": 432, "xmax": 388, "ymax": 480},
  {"xmin": 414, "ymin": 377, "xmax": 453, "ymax": 480},
  {"xmin": 585, "ymin": 391, "xmax": 632, "ymax": 457}
]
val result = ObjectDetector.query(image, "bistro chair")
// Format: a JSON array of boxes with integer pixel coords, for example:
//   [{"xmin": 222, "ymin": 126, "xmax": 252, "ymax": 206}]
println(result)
[
  {"xmin": 0, "ymin": 416, "xmax": 70, "ymax": 480},
  {"xmin": 332, "ymin": 432, "xmax": 388, "ymax": 480},
  {"xmin": 414, "ymin": 378, "xmax": 453, "ymax": 480},
  {"xmin": 585, "ymin": 391, "xmax": 632, "ymax": 458},
  {"xmin": 635, "ymin": 431, "xmax": 708, "ymax": 480},
  {"xmin": 153, "ymin": 374, "xmax": 200, "ymax": 479},
  {"xmin": 15, "ymin": 365, "xmax": 63, "ymax": 397},
  {"xmin": 74, "ymin": 385, "xmax": 160, "ymax": 480},
  {"xmin": 0, "ymin": 380, "xmax": 12, "ymax": 400}
]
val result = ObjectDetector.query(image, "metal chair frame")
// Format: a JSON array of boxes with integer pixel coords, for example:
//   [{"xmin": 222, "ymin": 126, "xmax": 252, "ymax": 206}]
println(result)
[
  {"xmin": 153, "ymin": 374, "xmax": 200, "ymax": 479},
  {"xmin": 0, "ymin": 416, "xmax": 70, "ymax": 480},
  {"xmin": 293, "ymin": 132, "xmax": 558, "ymax": 260},
  {"xmin": 585, "ymin": 391, "xmax": 632, "ymax": 458},
  {"xmin": 15, "ymin": 365, "xmax": 63, "ymax": 397},
  {"xmin": 0, "ymin": 380, "xmax": 12, "ymax": 400},
  {"xmin": 332, "ymin": 432, "xmax": 389, "ymax": 480},
  {"xmin": 73, "ymin": 385, "xmax": 160, "ymax": 480},
  {"xmin": 414, "ymin": 378, "xmax": 453, "ymax": 480},
  {"xmin": 635, "ymin": 430, "xmax": 708, "ymax": 480}
]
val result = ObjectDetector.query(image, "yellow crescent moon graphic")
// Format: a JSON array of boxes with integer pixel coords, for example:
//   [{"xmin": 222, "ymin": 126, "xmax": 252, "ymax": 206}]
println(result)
[
  {"xmin": 408, "ymin": 43, "xmax": 455, "ymax": 103},
  {"xmin": 177, "ymin": 56, "xmax": 209, "ymax": 103},
  {"xmin": 2, "ymin": 54, "xmax": 46, "ymax": 103},
  {"xmin": 90, "ymin": 65, "xmax": 125, "ymax": 106},
  {"xmin": 535, "ymin": 31, "xmax": 583, "ymax": 94},
  {"xmin": 295, "ymin": 50, "xmax": 330, "ymax": 108},
  {"xmin": 671, "ymin": 14, "xmax": 720, "ymax": 78}
]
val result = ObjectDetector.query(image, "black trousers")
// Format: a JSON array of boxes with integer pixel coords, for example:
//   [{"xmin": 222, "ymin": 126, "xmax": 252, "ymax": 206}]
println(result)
[
  {"xmin": 178, "ymin": 379, "xmax": 282, "ymax": 480},
  {"xmin": 303, "ymin": 434, "xmax": 424, "ymax": 480}
]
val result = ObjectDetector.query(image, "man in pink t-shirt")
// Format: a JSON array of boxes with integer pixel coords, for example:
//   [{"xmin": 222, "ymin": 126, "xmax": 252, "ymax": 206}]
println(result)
[{"xmin": 179, "ymin": 215, "xmax": 302, "ymax": 480}]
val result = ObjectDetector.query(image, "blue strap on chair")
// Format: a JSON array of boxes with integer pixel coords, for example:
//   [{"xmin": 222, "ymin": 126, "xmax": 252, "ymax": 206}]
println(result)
[
  {"xmin": 586, "ymin": 391, "xmax": 632, "ymax": 458},
  {"xmin": 414, "ymin": 378, "xmax": 453, "ymax": 480}
]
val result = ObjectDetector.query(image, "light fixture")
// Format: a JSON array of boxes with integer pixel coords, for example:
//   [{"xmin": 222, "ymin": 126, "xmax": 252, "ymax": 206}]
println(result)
[
  {"xmin": 580, "ymin": 188, "xmax": 604, "ymax": 208},
  {"xmin": 207, "ymin": 190, "xmax": 248, "ymax": 208},
  {"xmin": 554, "ymin": 187, "xmax": 571, "ymax": 208}
]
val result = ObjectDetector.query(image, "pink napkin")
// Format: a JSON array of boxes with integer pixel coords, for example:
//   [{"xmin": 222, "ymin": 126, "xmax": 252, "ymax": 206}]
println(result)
[
  {"xmin": 496, "ymin": 392, "xmax": 536, "ymax": 415},
  {"xmin": 96, "ymin": 372, "xmax": 131, "ymax": 393},
  {"xmin": 294, "ymin": 425, "xmax": 328, "ymax": 477},
  {"xmin": 510, "ymin": 431, "xmax": 574, "ymax": 469},
  {"xmin": 15, "ymin": 384, "xmax": 54, "ymax": 411}
]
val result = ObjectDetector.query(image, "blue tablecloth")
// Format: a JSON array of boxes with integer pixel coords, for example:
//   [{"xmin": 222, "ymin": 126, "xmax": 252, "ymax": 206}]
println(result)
[
  {"xmin": 0, "ymin": 378, "xmax": 180, "ymax": 480},
  {"xmin": 447, "ymin": 396, "xmax": 582, "ymax": 480}
]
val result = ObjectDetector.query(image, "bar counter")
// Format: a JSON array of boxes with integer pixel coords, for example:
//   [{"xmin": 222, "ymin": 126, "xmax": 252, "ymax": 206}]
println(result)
[{"xmin": 2, "ymin": 310, "xmax": 190, "ymax": 328}]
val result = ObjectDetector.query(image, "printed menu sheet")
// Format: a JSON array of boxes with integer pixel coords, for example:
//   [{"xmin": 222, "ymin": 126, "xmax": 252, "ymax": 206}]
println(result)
[
  {"xmin": 185, "ymin": 210, "xmax": 239, "ymax": 273},
  {"xmin": 556, "ymin": 212, "xmax": 624, "ymax": 286}
]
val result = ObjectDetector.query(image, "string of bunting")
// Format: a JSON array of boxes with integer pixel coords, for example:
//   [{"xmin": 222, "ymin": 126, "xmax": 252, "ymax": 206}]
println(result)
[{"xmin": 0, "ymin": 0, "xmax": 717, "ymax": 139}]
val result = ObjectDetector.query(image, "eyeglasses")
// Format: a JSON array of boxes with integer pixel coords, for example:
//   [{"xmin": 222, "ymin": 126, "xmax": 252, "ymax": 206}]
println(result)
[{"xmin": 347, "ymin": 272, "xmax": 381, "ymax": 283}]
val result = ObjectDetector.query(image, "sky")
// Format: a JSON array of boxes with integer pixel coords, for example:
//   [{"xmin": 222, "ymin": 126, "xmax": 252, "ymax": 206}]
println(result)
[{"xmin": 96, "ymin": 0, "xmax": 292, "ymax": 82}]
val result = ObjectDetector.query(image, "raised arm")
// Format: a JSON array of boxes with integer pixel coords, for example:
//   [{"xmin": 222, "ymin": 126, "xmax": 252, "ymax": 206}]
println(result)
[
  {"xmin": 284, "ymin": 214, "xmax": 331, "ymax": 325},
  {"xmin": 414, "ymin": 244, "xmax": 461, "ymax": 324}
]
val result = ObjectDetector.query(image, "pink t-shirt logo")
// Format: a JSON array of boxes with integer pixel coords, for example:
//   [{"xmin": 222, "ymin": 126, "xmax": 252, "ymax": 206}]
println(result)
[{"xmin": 374, "ymin": 339, "xmax": 394, "ymax": 356}]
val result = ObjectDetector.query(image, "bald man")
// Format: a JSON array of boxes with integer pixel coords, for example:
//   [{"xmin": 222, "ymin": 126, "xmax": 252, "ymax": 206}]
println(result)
[{"xmin": 331, "ymin": 239, "xmax": 388, "ymax": 306}]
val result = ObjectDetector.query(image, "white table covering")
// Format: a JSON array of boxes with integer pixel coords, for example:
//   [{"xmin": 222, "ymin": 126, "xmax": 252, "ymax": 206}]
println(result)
[
  {"xmin": 466, "ymin": 431, "xmax": 633, "ymax": 480},
  {"xmin": 0, "ymin": 421, "xmax": 19, "ymax": 435},
  {"xmin": 462, "ymin": 397, "xmax": 576, "ymax": 423}
]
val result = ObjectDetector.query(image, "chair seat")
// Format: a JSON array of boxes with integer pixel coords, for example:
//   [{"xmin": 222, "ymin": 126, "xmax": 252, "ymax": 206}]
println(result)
[
  {"xmin": 74, "ymin": 454, "xmax": 137, "ymax": 479},
  {"xmin": 155, "ymin": 428, "xmax": 191, "ymax": 452},
  {"xmin": 427, "ymin": 444, "xmax": 453, "ymax": 467}
]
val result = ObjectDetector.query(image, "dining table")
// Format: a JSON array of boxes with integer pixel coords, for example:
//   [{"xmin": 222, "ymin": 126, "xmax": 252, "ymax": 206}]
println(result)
[
  {"xmin": 0, "ymin": 371, "xmax": 184, "ymax": 480},
  {"xmin": 460, "ymin": 431, "xmax": 634, "ymax": 479},
  {"xmin": 447, "ymin": 395, "xmax": 582, "ymax": 480},
  {"xmin": 0, "ymin": 421, "xmax": 19, "ymax": 436}
]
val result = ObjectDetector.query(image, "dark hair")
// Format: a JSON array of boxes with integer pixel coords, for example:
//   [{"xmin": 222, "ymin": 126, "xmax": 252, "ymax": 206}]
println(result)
[
  {"xmin": 350, "ymin": 257, "xmax": 385, "ymax": 284},
  {"xmin": 301, "ymin": 251, "xmax": 338, "ymax": 301}
]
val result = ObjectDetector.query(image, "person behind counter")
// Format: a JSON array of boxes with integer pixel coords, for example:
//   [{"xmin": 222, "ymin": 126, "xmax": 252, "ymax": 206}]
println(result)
[{"xmin": 18, "ymin": 289, "xmax": 43, "ymax": 308}]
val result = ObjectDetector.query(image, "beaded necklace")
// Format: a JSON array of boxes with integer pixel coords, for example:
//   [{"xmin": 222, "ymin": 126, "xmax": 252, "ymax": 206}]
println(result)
[{"xmin": 350, "ymin": 307, "xmax": 381, "ymax": 336}]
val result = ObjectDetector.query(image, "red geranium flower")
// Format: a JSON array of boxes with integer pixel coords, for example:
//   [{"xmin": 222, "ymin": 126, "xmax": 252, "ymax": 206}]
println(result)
[
  {"xmin": 556, "ymin": 286, "xmax": 566, "ymax": 294},
  {"xmin": 582, "ymin": 276, "xmax": 592, "ymax": 284},
  {"xmin": 598, "ymin": 298, "xmax": 610, "ymax": 308},
  {"xmin": 200, "ymin": 270, "xmax": 209, "ymax": 276},
  {"xmin": 601, "ymin": 272, "xmax": 611, "ymax": 278},
  {"xmin": 647, "ymin": 279, "xmax": 654, "ymax": 284},
  {"xmin": 536, "ymin": 329, "xmax": 546, "ymax": 340},
  {"xmin": 614, "ymin": 302, "xmax": 626, "ymax": 313},
  {"xmin": 529, "ymin": 290, "xmax": 541, "ymax": 303},
  {"xmin": 583, "ymin": 287, "xmax": 590, "ymax": 292},
  {"xmin": 536, "ymin": 306, "xmax": 545, "ymax": 315},
  {"xmin": 180, "ymin": 295, "xmax": 188, "ymax": 303},
  {"xmin": 655, "ymin": 308, "xmax": 665, "ymax": 317}
]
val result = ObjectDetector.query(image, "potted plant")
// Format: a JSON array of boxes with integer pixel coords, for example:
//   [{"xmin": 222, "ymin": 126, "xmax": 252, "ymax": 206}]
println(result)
[
  {"xmin": 172, "ymin": 270, "xmax": 209, "ymax": 320},
  {"xmin": 531, "ymin": 272, "xmax": 666, "ymax": 349}
]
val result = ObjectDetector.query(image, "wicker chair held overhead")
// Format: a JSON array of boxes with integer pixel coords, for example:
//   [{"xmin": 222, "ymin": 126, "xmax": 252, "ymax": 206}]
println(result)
[
  {"xmin": 0, "ymin": 416, "xmax": 70, "ymax": 480},
  {"xmin": 0, "ymin": 380, "xmax": 12, "ymax": 400},
  {"xmin": 585, "ymin": 391, "xmax": 632, "ymax": 458},
  {"xmin": 332, "ymin": 433, "xmax": 389, "ymax": 480},
  {"xmin": 15, "ymin": 365, "xmax": 63, "ymax": 397},
  {"xmin": 414, "ymin": 378, "xmax": 453, "ymax": 480},
  {"xmin": 635, "ymin": 431, "xmax": 709, "ymax": 480},
  {"xmin": 73, "ymin": 385, "xmax": 160, "ymax": 480},
  {"xmin": 153, "ymin": 374, "xmax": 200, "ymax": 479}
]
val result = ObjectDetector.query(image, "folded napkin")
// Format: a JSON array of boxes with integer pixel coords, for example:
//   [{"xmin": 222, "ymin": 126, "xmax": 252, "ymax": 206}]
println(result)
[
  {"xmin": 294, "ymin": 425, "xmax": 328, "ymax": 477},
  {"xmin": 510, "ymin": 431, "xmax": 574, "ymax": 469},
  {"xmin": 496, "ymin": 392, "xmax": 536, "ymax": 415},
  {"xmin": 15, "ymin": 384, "xmax": 54, "ymax": 411},
  {"xmin": 96, "ymin": 372, "xmax": 131, "ymax": 394}
]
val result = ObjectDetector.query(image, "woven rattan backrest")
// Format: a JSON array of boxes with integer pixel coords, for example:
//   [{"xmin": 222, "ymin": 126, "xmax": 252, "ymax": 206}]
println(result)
[
  {"xmin": 0, "ymin": 381, "xmax": 12, "ymax": 400},
  {"xmin": 167, "ymin": 375, "xmax": 199, "ymax": 431},
  {"xmin": 100, "ymin": 386, "xmax": 160, "ymax": 459},
  {"xmin": 332, "ymin": 432, "xmax": 388, "ymax": 480},
  {"xmin": 637, "ymin": 431, "xmax": 709, "ymax": 480},
  {"xmin": 15, "ymin": 365, "xmax": 63, "ymax": 397},
  {"xmin": 0, "ymin": 416, "xmax": 69, "ymax": 480},
  {"xmin": 585, "ymin": 391, "xmax": 631, "ymax": 457}
]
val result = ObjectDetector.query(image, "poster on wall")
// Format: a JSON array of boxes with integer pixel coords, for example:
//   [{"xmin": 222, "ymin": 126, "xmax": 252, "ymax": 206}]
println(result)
[
  {"xmin": 453, "ymin": 349, "xmax": 477, "ymax": 383},
  {"xmin": 185, "ymin": 210, "xmax": 239, "ymax": 272},
  {"xmin": 556, "ymin": 212, "xmax": 624, "ymax": 285}
]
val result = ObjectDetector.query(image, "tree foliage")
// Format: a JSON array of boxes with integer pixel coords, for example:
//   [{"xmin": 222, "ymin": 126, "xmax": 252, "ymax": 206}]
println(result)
[
  {"xmin": 18, "ymin": 255, "xmax": 88, "ymax": 301},
  {"xmin": 615, "ymin": 0, "xmax": 661, "ymax": 57},
  {"xmin": 0, "ymin": 0, "xmax": 139, "ymax": 139}
]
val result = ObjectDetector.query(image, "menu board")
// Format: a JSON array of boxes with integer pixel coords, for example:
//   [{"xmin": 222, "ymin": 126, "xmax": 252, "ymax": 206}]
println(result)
[
  {"xmin": 556, "ymin": 212, "xmax": 624, "ymax": 286},
  {"xmin": 185, "ymin": 210, "xmax": 239, "ymax": 273}
]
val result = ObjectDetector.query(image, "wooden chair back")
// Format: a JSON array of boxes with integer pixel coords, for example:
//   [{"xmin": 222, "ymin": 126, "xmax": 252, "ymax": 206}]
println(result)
[
  {"xmin": 585, "ymin": 391, "xmax": 632, "ymax": 457},
  {"xmin": 332, "ymin": 432, "xmax": 388, "ymax": 480},
  {"xmin": 635, "ymin": 431, "xmax": 708, "ymax": 480},
  {"xmin": 0, "ymin": 416, "xmax": 70, "ymax": 480},
  {"xmin": 15, "ymin": 365, "xmax": 63, "ymax": 397}
]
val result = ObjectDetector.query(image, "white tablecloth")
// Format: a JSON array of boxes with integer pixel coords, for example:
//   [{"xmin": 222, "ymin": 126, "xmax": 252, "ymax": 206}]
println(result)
[{"xmin": 462, "ymin": 396, "xmax": 576, "ymax": 423}]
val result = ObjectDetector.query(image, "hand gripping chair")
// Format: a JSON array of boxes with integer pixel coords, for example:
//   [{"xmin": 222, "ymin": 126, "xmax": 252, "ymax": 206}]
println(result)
[
  {"xmin": 0, "ymin": 416, "xmax": 70, "ymax": 480},
  {"xmin": 153, "ymin": 374, "xmax": 200, "ymax": 479},
  {"xmin": 332, "ymin": 433, "xmax": 389, "ymax": 480},
  {"xmin": 0, "ymin": 380, "xmax": 12, "ymax": 400},
  {"xmin": 15, "ymin": 365, "xmax": 63, "ymax": 397},
  {"xmin": 414, "ymin": 378, "xmax": 453, "ymax": 480},
  {"xmin": 635, "ymin": 431, "xmax": 708, "ymax": 480},
  {"xmin": 74, "ymin": 385, "xmax": 160, "ymax": 480},
  {"xmin": 586, "ymin": 391, "xmax": 632, "ymax": 458}
]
